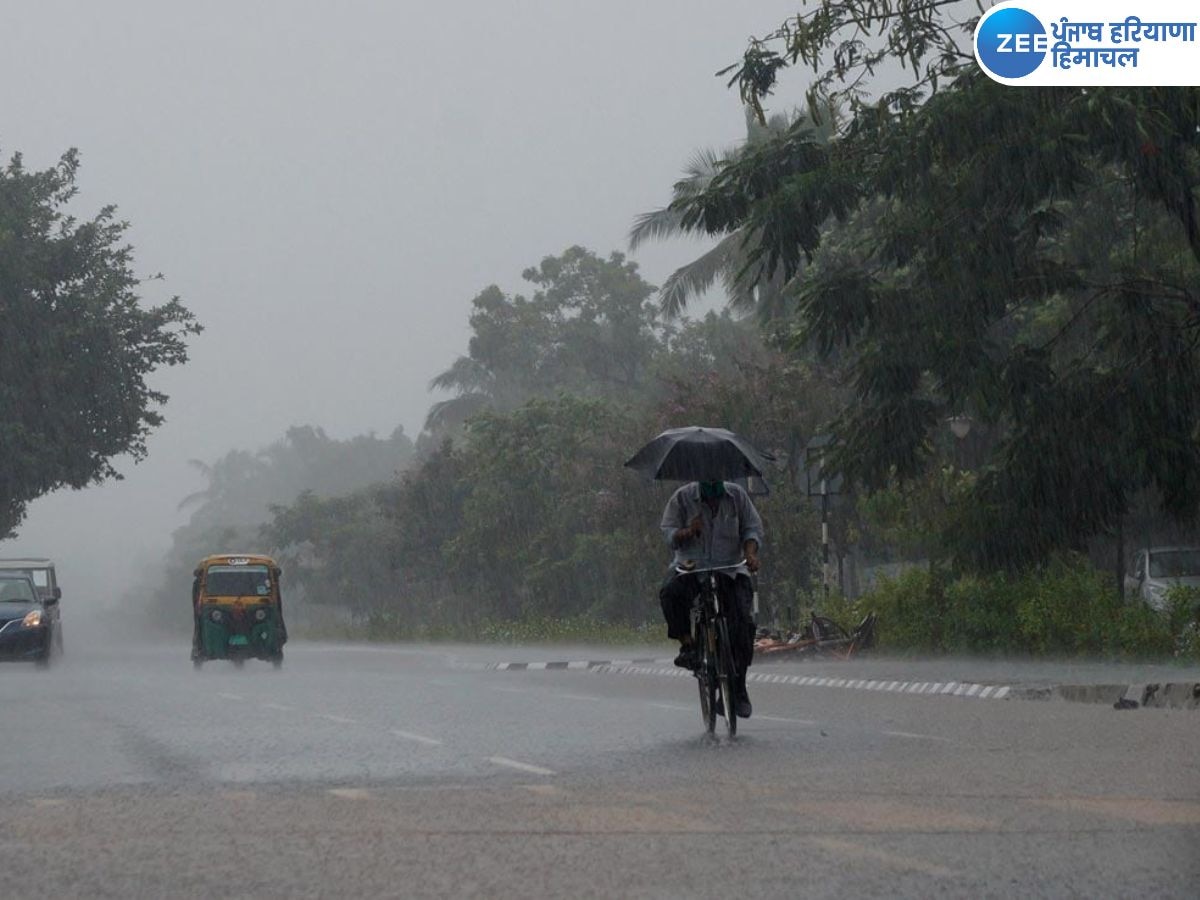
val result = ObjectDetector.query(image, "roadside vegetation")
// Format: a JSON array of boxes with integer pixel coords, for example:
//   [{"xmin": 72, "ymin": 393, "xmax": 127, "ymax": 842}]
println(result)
[{"xmin": 135, "ymin": 3, "xmax": 1199, "ymax": 660}]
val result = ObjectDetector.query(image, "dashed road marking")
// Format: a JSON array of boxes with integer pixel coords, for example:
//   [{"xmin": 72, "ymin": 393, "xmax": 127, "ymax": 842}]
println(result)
[
  {"xmin": 883, "ymin": 730, "xmax": 952, "ymax": 742},
  {"xmin": 260, "ymin": 702, "xmax": 293, "ymax": 711},
  {"xmin": 757, "ymin": 714, "xmax": 819, "ymax": 725},
  {"xmin": 327, "ymin": 788, "xmax": 371, "ymax": 800},
  {"xmin": 809, "ymin": 837, "xmax": 957, "ymax": 877},
  {"xmin": 487, "ymin": 756, "xmax": 556, "ymax": 776},
  {"xmin": 319, "ymin": 714, "xmax": 358, "ymax": 725},
  {"xmin": 217, "ymin": 692, "xmax": 245, "ymax": 701},
  {"xmin": 391, "ymin": 729, "xmax": 443, "ymax": 746},
  {"xmin": 521, "ymin": 784, "xmax": 564, "ymax": 796}
]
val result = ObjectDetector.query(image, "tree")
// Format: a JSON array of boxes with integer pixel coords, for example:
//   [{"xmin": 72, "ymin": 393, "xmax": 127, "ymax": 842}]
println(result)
[
  {"xmin": 630, "ymin": 104, "xmax": 838, "ymax": 321},
  {"xmin": 0, "ymin": 150, "xmax": 200, "ymax": 536},
  {"xmin": 669, "ymin": 5, "xmax": 1200, "ymax": 569},
  {"xmin": 425, "ymin": 246, "xmax": 660, "ymax": 431}
]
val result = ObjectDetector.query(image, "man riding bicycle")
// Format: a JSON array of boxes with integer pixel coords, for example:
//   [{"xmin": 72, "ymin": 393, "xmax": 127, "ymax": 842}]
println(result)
[{"xmin": 659, "ymin": 478, "xmax": 762, "ymax": 719}]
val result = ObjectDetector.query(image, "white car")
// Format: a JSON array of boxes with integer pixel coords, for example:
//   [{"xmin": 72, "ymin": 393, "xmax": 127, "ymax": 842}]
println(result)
[{"xmin": 1125, "ymin": 546, "xmax": 1200, "ymax": 611}]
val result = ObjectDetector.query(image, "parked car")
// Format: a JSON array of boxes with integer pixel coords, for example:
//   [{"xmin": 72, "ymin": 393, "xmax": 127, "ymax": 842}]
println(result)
[
  {"xmin": 0, "ymin": 571, "xmax": 62, "ymax": 666},
  {"xmin": 0, "ymin": 557, "xmax": 61, "ymax": 604},
  {"xmin": 1125, "ymin": 546, "xmax": 1200, "ymax": 611}
]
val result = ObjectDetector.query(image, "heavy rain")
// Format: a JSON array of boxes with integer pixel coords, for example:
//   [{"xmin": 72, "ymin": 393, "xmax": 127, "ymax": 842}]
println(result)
[{"xmin": 0, "ymin": 1, "xmax": 1198, "ymax": 897}]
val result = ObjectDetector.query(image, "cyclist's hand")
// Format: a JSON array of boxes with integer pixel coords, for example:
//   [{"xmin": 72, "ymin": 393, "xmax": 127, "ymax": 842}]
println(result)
[
  {"xmin": 687, "ymin": 515, "xmax": 703, "ymax": 537},
  {"xmin": 745, "ymin": 552, "xmax": 760, "ymax": 573}
]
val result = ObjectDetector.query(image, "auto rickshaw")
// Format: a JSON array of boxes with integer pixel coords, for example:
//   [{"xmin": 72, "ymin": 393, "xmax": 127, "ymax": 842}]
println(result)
[{"xmin": 191, "ymin": 553, "xmax": 287, "ymax": 669}]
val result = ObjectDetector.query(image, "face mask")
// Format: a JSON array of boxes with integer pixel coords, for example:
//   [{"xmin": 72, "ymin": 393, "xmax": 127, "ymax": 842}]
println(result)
[{"xmin": 699, "ymin": 481, "xmax": 726, "ymax": 500}]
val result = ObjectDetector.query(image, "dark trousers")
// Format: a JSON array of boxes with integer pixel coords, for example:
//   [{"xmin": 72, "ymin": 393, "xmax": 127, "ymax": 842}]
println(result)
[{"xmin": 660, "ymin": 572, "xmax": 755, "ymax": 676}]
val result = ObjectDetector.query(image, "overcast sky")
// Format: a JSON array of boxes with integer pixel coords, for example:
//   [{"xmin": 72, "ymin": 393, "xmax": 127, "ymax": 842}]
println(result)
[{"xmin": 1, "ymin": 0, "xmax": 812, "ymax": 601}]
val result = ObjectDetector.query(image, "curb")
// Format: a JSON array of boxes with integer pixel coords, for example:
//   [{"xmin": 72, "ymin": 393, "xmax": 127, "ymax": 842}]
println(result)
[
  {"xmin": 597, "ymin": 665, "xmax": 1013, "ymax": 700},
  {"xmin": 485, "ymin": 658, "xmax": 1012, "ymax": 701},
  {"xmin": 1012, "ymin": 681, "xmax": 1200, "ymax": 710},
  {"xmin": 486, "ymin": 657, "xmax": 673, "ymax": 672},
  {"xmin": 481, "ymin": 657, "xmax": 1200, "ymax": 710}
]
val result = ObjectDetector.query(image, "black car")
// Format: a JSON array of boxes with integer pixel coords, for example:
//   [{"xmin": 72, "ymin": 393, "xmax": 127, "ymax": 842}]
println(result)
[{"xmin": 0, "ymin": 572, "xmax": 61, "ymax": 666}]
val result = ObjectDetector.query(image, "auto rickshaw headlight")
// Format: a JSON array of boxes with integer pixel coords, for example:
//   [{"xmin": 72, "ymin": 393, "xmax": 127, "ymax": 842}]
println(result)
[
  {"xmin": 22, "ymin": 610, "xmax": 42, "ymax": 628},
  {"xmin": 209, "ymin": 609, "xmax": 224, "ymax": 623},
  {"xmin": 254, "ymin": 608, "xmax": 267, "ymax": 622}
]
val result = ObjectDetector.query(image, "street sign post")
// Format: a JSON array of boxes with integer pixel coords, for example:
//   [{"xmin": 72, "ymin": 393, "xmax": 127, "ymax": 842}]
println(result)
[{"xmin": 804, "ymin": 434, "xmax": 843, "ymax": 605}]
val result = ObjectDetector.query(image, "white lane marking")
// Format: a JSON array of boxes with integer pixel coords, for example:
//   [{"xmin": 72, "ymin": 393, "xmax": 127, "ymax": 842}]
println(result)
[
  {"xmin": 810, "ymin": 837, "xmax": 957, "ymax": 878},
  {"xmin": 319, "ymin": 714, "xmax": 358, "ymax": 725},
  {"xmin": 260, "ymin": 702, "xmax": 293, "ymax": 711},
  {"xmin": 218, "ymin": 692, "xmax": 245, "ymax": 701},
  {"xmin": 29, "ymin": 798, "xmax": 66, "ymax": 808},
  {"xmin": 567, "ymin": 661, "xmax": 589, "ymax": 669},
  {"xmin": 555, "ymin": 693, "xmax": 603, "ymax": 702},
  {"xmin": 522, "ymin": 784, "xmax": 564, "ymax": 796},
  {"xmin": 883, "ymin": 730, "xmax": 953, "ymax": 742},
  {"xmin": 994, "ymin": 686, "xmax": 1011, "ymax": 699},
  {"xmin": 966, "ymin": 684, "xmax": 982, "ymax": 697},
  {"xmin": 328, "ymin": 788, "xmax": 370, "ymax": 800},
  {"xmin": 979, "ymin": 686, "xmax": 995, "ymax": 698},
  {"xmin": 528, "ymin": 662, "xmax": 547, "ymax": 670},
  {"xmin": 757, "ymin": 714, "xmax": 819, "ymax": 725},
  {"xmin": 490, "ymin": 686, "xmax": 529, "ymax": 694},
  {"xmin": 487, "ymin": 756, "xmax": 556, "ymax": 776},
  {"xmin": 391, "ymin": 729, "xmax": 443, "ymax": 746},
  {"xmin": 648, "ymin": 702, "xmax": 693, "ymax": 712}
]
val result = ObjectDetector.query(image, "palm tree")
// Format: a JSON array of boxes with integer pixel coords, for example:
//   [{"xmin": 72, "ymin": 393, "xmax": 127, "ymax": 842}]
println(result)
[
  {"xmin": 629, "ymin": 102, "xmax": 838, "ymax": 322},
  {"xmin": 423, "ymin": 356, "xmax": 498, "ymax": 432}
]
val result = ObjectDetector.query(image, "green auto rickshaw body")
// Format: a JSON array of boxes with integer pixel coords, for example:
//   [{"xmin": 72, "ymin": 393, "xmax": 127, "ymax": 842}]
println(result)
[{"xmin": 193, "ymin": 554, "xmax": 287, "ymax": 665}]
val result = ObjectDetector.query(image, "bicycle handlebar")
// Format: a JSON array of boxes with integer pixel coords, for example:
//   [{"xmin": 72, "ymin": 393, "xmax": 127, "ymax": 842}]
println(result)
[{"xmin": 675, "ymin": 559, "xmax": 747, "ymax": 575}]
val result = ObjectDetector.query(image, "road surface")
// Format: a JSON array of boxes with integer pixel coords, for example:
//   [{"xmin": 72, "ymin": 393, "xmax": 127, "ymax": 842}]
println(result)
[{"xmin": 1, "ymin": 641, "xmax": 1197, "ymax": 898}]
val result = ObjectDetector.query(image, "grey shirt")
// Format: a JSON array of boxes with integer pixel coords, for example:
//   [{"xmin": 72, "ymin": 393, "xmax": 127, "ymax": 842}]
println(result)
[{"xmin": 660, "ymin": 481, "xmax": 764, "ymax": 576}]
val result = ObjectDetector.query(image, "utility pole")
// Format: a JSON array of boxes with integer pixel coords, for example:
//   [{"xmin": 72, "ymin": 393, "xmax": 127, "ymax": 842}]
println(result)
[
  {"xmin": 806, "ymin": 434, "xmax": 842, "ymax": 611},
  {"xmin": 821, "ymin": 475, "xmax": 830, "ymax": 604}
]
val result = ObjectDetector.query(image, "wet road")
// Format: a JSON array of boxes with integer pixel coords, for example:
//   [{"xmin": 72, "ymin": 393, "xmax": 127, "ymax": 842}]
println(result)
[{"xmin": 1, "ymin": 642, "xmax": 1197, "ymax": 898}]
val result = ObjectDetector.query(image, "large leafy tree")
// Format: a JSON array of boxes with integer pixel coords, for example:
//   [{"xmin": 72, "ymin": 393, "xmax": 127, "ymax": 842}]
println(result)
[
  {"xmin": 0, "ymin": 150, "xmax": 200, "ymax": 536},
  {"xmin": 425, "ymin": 246, "xmax": 660, "ymax": 431},
  {"xmin": 674, "ymin": 3, "xmax": 1200, "ymax": 568}
]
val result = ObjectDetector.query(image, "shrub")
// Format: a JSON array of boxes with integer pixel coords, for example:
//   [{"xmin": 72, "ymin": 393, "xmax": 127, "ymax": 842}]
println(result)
[{"xmin": 844, "ymin": 554, "xmax": 1196, "ymax": 660}]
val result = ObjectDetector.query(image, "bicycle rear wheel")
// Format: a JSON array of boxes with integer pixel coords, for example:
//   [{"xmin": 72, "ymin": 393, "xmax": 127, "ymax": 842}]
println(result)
[
  {"xmin": 695, "ymin": 623, "xmax": 717, "ymax": 734},
  {"xmin": 715, "ymin": 617, "xmax": 738, "ymax": 737}
]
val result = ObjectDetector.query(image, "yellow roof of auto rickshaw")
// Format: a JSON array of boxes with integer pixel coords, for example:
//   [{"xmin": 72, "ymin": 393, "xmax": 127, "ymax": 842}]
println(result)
[{"xmin": 197, "ymin": 553, "xmax": 279, "ymax": 568}]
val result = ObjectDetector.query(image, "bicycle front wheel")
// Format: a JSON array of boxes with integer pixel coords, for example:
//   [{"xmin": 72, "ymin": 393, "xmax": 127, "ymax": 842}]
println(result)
[
  {"xmin": 695, "ymin": 623, "xmax": 717, "ymax": 734},
  {"xmin": 715, "ymin": 617, "xmax": 738, "ymax": 737}
]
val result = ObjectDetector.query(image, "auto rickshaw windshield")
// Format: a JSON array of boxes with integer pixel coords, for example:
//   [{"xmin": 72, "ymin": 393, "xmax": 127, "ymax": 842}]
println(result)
[{"xmin": 205, "ymin": 565, "xmax": 272, "ymax": 596}]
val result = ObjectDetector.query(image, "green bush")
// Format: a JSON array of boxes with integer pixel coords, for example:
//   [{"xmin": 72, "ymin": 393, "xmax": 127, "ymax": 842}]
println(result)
[{"xmin": 841, "ymin": 555, "xmax": 1199, "ymax": 661}]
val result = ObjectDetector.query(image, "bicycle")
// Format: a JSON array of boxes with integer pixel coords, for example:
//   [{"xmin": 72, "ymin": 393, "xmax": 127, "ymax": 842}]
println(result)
[{"xmin": 679, "ymin": 560, "xmax": 744, "ymax": 737}]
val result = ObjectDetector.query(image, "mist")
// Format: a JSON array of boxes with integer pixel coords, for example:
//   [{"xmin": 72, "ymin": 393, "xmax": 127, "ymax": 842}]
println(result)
[{"xmin": 0, "ymin": 0, "xmax": 810, "ymax": 606}]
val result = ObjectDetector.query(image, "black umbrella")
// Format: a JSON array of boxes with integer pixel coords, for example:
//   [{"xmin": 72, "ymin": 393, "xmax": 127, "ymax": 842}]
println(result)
[{"xmin": 624, "ymin": 426, "xmax": 775, "ymax": 483}]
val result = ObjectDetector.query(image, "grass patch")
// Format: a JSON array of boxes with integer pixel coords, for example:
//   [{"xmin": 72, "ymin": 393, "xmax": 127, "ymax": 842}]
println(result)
[{"xmin": 797, "ymin": 556, "xmax": 1200, "ymax": 662}]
